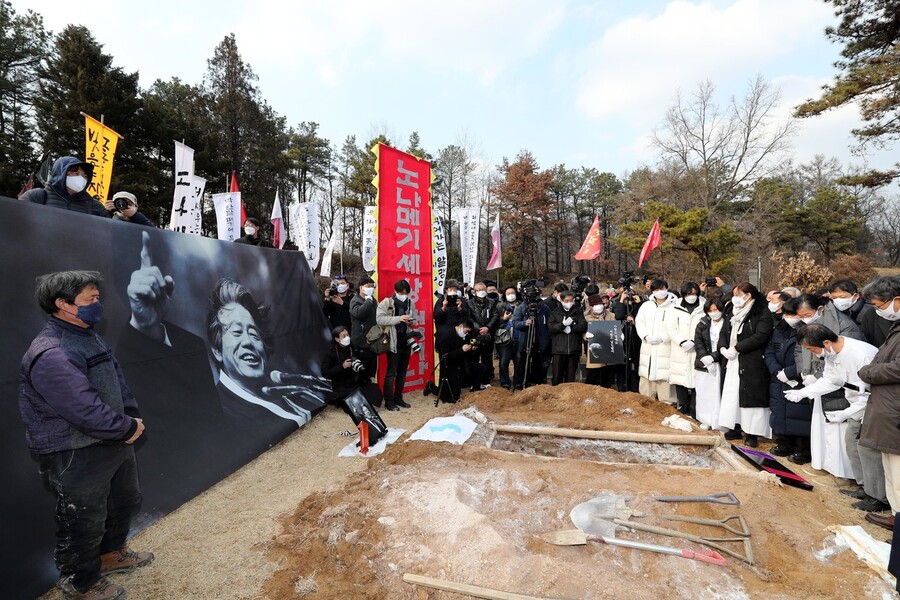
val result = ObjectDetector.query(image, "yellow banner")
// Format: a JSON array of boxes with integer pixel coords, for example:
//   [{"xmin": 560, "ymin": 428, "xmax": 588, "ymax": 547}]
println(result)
[{"xmin": 83, "ymin": 114, "xmax": 121, "ymax": 205}]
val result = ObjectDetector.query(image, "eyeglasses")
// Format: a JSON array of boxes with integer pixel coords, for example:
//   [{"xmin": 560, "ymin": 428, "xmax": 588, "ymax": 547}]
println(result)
[{"xmin": 873, "ymin": 298, "xmax": 896, "ymax": 311}]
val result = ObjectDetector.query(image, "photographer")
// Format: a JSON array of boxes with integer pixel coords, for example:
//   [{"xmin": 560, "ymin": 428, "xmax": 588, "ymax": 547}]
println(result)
[
  {"xmin": 496, "ymin": 286, "xmax": 520, "ymax": 390},
  {"xmin": 323, "ymin": 275, "xmax": 354, "ymax": 331},
  {"xmin": 349, "ymin": 277, "xmax": 378, "ymax": 380},
  {"xmin": 513, "ymin": 282, "xmax": 551, "ymax": 389},
  {"xmin": 433, "ymin": 278, "xmax": 469, "ymax": 338},
  {"xmin": 466, "ymin": 281, "xmax": 500, "ymax": 384},
  {"xmin": 107, "ymin": 191, "xmax": 154, "ymax": 227},
  {"xmin": 613, "ymin": 273, "xmax": 644, "ymax": 392},
  {"xmin": 434, "ymin": 317, "xmax": 489, "ymax": 401},
  {"xmin": 548, "ymin": 290, "xmax": 588, "ymax": 385},
  {"xmin": 376, "ymin": 279, "xmax": 417, "ymax": 410},
  {"xmin": 322, "ymin": 326, "xmax": 381, "ymax": 406}
]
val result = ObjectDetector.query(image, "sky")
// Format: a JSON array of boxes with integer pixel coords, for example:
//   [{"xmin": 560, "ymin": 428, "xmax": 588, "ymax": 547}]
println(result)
[{"xmin": 17, "ymin": 0, "xmax": 892, "ymax": 182}]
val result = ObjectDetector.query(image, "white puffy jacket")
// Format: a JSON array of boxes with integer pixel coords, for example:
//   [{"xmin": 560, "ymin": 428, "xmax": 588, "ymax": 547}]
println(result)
[
  {"xmin": 667, "ymin": 301, "xmax": 705, "ymax": 388},
  {"xmin": 635, "ymin": 292, "xmax": 678, "ymax": 381}
]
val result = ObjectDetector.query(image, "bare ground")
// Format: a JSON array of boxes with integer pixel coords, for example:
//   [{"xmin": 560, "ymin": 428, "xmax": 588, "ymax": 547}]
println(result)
[{"xmin": 39, "ymin": 384, "xmax": 897, "ymax": 599}]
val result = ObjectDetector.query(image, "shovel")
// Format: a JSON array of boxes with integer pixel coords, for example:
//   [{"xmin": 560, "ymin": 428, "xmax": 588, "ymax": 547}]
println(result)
[{"xmin": 539, "ymin": 529, "xmax": 728, "ymax": 566}]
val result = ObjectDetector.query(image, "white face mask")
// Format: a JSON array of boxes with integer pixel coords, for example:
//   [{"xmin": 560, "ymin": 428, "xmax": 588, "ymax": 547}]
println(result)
[
  {"xmin": 395, "ymin": 293, "xmax": 408, "ymax": 302},
  {"xmin": 476, "ymin": 290, "xmax": 487, "ymax": 299},
  {"xmin": 801, "ymin": 310, "xmax": 821, "ymax": 325},
  {"xmin": 684, "ymin": 295, "xmax": 698, "ymax": 304},
  {"xmin": 339, "ymin": 336, "xmax": 351, "ymax": 346},
  {"xmin": 784, "ymin": 316, "xmax": 802, "ymax": 328},
  {"xmin": 707, "ymin": 311, "xmax": 722, "ymax": 322},
  {"xmin": 66, "ymin": 174, "xmax": 88, "ymax": 193},
  {"xmin": 732, "ymin": 295, "xmax": 747, "ymax": 309},
  {"xmin": 653, "ymin": 290, "xmax": 668, "ymax": 300},
  {"xmin": 362, "ymin": 286, "xmax": 374, "ymax": 297},
  {"xmin": 562, "ymin": 302, "xmax": 574, "ymax": 310},
  {"xmin": 877, "ymin": 298, "xmax": 900, "ymax": 321},
  {"xmin": 457, "ymin": 328, "xmax": 467, "ymax": 338},
  {"xmin": 336, "ymin": 283, "xmax": 349, "ymax": 294},
  {"xmin": 506, "ymin": 294, "xmax": 517, "ymax": 302},
  {"xmin": 244, "ymin": 226, "xmax": 256, "ymax": 236},
  {"xmin": 823, "ymin": 345, "xmax": 837, "ymax": 358},
  {"xmin": 767, "ymin": 302, "xmax": 780, "ymax": 313},
  {"xmin": 592, "ymin": 305, "xmax": 605, "ymax": 314},
  {"xmin": 831, "ymin": 296, "xmax": 855, "ymax": 312}
]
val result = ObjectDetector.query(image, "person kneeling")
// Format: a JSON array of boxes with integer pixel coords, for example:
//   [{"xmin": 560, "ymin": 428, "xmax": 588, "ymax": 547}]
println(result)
[{"xmin": 431, "ymin": 318, "xmax": 489, "ymax": 402}]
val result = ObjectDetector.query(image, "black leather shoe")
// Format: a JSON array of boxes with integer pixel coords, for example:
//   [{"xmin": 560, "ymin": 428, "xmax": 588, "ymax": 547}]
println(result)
[
  {"xmin": 724, "ymin": 429, "xmax": 742, "ymax": 440},
  {"xmin": 385, "ymin": 404, "xmax": 399, "ymax": 411},
  {"xmin": 743, "ymin": 435, "xmax": 758, "ymax": 448},
  {"xmin": 423, "ymin": 381, "xmax": 439, "ymax": 397},
  {"xmin": 396, "ymin": 399, "xmax": 411, "ymax": 408},
  {"xmin": 840, "ymin": 487, "xmax": 866, "ymax": 500},
  {"xmin": 769, "ymin": 444, "xmax": 793, "ymax": 457},
  {"xmin": 788, "ymin": 452, "xmax": 811, "ymax": 465},
  {"xmin": 853, "ymin": 497, "xmax": 892, "ymax": 513}
]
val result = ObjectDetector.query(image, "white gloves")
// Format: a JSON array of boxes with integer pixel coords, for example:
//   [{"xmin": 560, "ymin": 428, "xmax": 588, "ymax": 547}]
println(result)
[
  {"xmin": 706, "ymin": 365, "xmax": 716, "ymax": 373},
  {"xmin": 680, "ymin": 340, "xmax": 695, "ymax": 353},
  {"xmin": 562, "ymin": 316, "xmax": 574, "ymax": 326},
  {"xmin": 776, "ymin": 370, "xmax": 790, "ymax": 384},
  {"xmin": 646, "ymin": 335, "xmax": 663, "ymax": 345},
  {"xmin": 700, "ymin": 355, "xmax": 714, "ymax": 367},
  {"xmin": 824, "ymin": 410, "xmax": 845, "ymax": 423},
  {"xmin": 564, "ymin": 326, "xmax": 572, "ymax": 334},
  {"xmin": 784, "ymin": 389, "xmax": 807, "ymax": 403},
  {"xmin": 720, "ymin": 347, "xmax": 738, "ymax": 360},
  {"xmin": 584, "ymin": 332, "xmax": 594, "ymax": 339},
  {"xmin": 802, "ymin": 374, "xmax": 818, "ymax": 387}
]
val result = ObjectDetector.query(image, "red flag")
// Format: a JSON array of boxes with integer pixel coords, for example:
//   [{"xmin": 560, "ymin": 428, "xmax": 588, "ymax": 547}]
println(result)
[
  {"xmin": 486, "ymin": 214, "xmax": 503, "ymax": 270},
  {"xmin": 574, "ymin": 215, "xmax": 602, "ymax": 260},
  {"xmin": 230, "ymin": 170, "xmax": 247, "ymax": 225},
  {"xmin": 638, "ymin": 218, "xmax": 661, "ymax": 267}
]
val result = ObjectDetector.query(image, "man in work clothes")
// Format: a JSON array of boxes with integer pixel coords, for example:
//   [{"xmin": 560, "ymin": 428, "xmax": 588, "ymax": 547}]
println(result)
[{"xmin": 19, "ymin": 271, "xmax": 153, "ymax": 600}]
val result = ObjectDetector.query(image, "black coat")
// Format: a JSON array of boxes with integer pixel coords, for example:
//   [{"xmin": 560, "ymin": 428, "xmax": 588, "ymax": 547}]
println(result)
[
  {"xmin": 763, "ymin": 319, "xmax": 812, "ymax": 437},
  {"xmin": 694, "ymin": 315, "xmax": 729, "ymax": 390},
  {"xmin": 349, "ymin": 295, "xmax": 377, "ymax": 348},
  {"xmin": 433, "ymin": 295, "xmax": 469, "ymax": 338},
  {"xmin": 733, "ymin": 297, "xmax": 774, "ymax": 408},
  {"xmin": 323, "ymin": 293, "xmax": 354, "ymax": 330},
  {"xmin": 466, "ymin": 297, "xmax": 499, "ymax": 331},
  {"xmin": 322, "ymin": 343, "xmax": 366, "ymax": 403},
  {"xmin": 548, "ymin": 305, "xmax": 588, "ymax": 355}
]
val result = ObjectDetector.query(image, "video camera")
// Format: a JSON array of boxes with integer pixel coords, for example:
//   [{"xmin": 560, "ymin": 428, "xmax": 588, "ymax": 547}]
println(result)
[
  {"xmin": 571, "ymin": 275, "xmax": 591, "ymax": 296},
  {"xmin": 518, "ymin": 279, "xmax": 545, "ymax": 317},
  {"xmin": 465, "ymin": 332, "xmax": 493, "ymax": 348},
  {"xmin": 407, "ymin": 330, "xmax": 424, "ymax": 353},
  {"xmin": 617, "ymin": 270, "xmax": 636, "ymax": 290}
]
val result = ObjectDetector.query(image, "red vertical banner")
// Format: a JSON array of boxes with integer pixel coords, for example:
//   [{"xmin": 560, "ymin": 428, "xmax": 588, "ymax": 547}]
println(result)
[{"xmin": 373, "ymin": 144, "xmax": 434, "ymax": 392}]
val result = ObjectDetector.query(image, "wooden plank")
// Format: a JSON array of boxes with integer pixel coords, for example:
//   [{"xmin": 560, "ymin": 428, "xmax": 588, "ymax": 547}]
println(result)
[
  {"xmin": 492, "ymin": 424, "xmax": 719, "ymax": 446},
  {"xmin": 402, "ymin": 573, "xmax": 566, "ymax": 600}
]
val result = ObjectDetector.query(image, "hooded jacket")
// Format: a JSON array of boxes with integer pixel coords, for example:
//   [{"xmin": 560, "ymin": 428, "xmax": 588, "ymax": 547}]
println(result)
[
  {"xmin": 21, "ymin": 156, "xmax": 110, "ymax": 217},
  {"xmin": 668, "ymin": 299, "xmax": 705, "ymax": 388},
  {"xmin": 636, "ymin": 292, "xmax": 677, "ymax": 381}
]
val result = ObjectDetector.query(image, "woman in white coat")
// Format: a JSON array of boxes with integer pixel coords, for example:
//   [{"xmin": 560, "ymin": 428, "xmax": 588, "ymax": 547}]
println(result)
[
  {"xmin": 694, "ymin": 298, "xmax": 729, "ymax": 430},
  {"xmin": 668, "ymin": 282, "xmax": 705, "ymax": 417},
  {"xmin": 635, "ymin": 279, "xmax": 678, "ymax": 404}
]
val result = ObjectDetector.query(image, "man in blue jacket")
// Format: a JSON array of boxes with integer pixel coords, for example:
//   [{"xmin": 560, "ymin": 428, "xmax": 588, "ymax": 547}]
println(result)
[
  {"xmin": 20, "ymin": 156, "xmax": 111, "ymax": 217},
  {"xmin": 19, "ymin": 271, "xmax": 152, "ymax": 600}
]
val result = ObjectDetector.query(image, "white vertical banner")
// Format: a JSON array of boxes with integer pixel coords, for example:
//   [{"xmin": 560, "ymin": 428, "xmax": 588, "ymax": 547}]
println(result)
[
  {"xmin": 289, "ymin": 202, "xmax": 320, "ymax": 269},
  {"xmin": 362, "ymin": 205, "xmax": 376, "ymax": 272},
  {"xmin": 458, "ymin": 207, "xmax": 480, "ymax": 286},
  {"xmin": 189, "ymin": 176, "xmax": 206, "ymax": 235},
  {"xmin": 432, "ymin": 215, "xmax": 448, "ymax": 294},
  {"xmin": 320, "ymin": 232, "xmax": 337, "ymax": 278},
  {"xmin": 212, "ymin": 192, "xmax": 241, "ymax": 241},
  {"xmin": 169, "ymin": 141, "xmax": 195, "ymax": 232}
]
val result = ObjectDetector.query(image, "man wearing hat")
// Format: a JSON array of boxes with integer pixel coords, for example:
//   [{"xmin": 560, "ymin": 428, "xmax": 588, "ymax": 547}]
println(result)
[
  {"xmin": 21, "ymin": 156, "xmax": 110, "ymax": 217},
  {"xmin": 234, "ymin": 217, "xmax": 273, "ymax": 247},
  {"xmin": 107, "ymin": 191, "xmax": 154, "ymax": 227},
  {"xmin": 433, "ymin": 279, "xmax": 469, "ymax": 339}
]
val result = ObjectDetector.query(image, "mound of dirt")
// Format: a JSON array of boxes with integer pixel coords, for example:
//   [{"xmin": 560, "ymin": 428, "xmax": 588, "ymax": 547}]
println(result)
[{"xmin": 263, "ymin": 441, "xmax": 889, "ymax": 599}]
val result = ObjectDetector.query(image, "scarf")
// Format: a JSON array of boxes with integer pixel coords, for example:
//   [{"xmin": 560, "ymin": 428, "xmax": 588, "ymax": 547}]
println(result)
[{"xmin": 729, "ymin": 299, "xmax": 754, "ymax": 348}]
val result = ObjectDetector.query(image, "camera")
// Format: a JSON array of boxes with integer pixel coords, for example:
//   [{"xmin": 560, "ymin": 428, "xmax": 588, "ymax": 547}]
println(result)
[
  {"xmin": 327, "ymin": 287, "xmax": 339, "ymax": 297},
  {"xmin": 705, "ymin": 277, "xmax": 718, "ymax": 286},
  {"xmin": 617, "ymin": 270, "xmax": 635, "ymax": 290},
  {"xmin": 518, "ymin": 279, "xmax": 545, "ymax": 318},
  {"xmin": 571, "ymin": 275, "xmax": 591, "ymax": 297},
  {"xmin": 350, "ymin": 358, "xmax": 365, "ymax": 373},
  {"xmin": 466, "ymin": 333, "xmax": 493, "ymax": 348},
  {"xmin": 407, "ymin": 330, "xmax": 424, "ymax": 353},
  {"xmin": 113, "ymin": 197, "xmax": 132, "ymax": 212}
]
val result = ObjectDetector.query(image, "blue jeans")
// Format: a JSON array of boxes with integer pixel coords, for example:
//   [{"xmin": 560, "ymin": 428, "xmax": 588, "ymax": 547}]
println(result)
[
  {"xmin": 36, "ymin": 443, "xmax": 142, "ymax": 591},
  {"xmin": 497, "ymin": 342, "xmax": 518, "ymax": 388}
]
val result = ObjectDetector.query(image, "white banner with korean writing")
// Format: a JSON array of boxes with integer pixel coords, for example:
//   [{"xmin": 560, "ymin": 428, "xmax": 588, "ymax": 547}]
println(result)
[
  {"xmin": 289, "ymin": 202, "xmax": 320, "ymax": 269},
  {"xmin": 169, "ymin": 141, "xmax": 195, "ymax": 232},
  {"xmin": 188, "ymin": 175, "xmax": 206, "ymax": 235},
  {"xmin": 212, "ymin": 192, "xmax": 241, "ymax": 241},
  {"xmin": 362, "ymin": 205, "xmax": 376, "ymax": 272},
  {"xmin": 458, "ymin": 207, "xmax": 480, "ymax": 286},
  {"xmin": 432, "ymin": 215, "xmax": 448, "ymax": 294}
]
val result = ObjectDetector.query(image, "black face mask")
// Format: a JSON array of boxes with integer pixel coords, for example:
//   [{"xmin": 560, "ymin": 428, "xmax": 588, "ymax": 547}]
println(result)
[{"xmin": 487, "ymin": 292, "xmax": 499, "ymax": 300}]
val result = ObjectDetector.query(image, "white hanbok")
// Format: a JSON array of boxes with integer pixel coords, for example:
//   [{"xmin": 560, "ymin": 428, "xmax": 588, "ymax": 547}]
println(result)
[{"xmin": 695, "ymin": 319, "xmax": 724, "ymax": 430}]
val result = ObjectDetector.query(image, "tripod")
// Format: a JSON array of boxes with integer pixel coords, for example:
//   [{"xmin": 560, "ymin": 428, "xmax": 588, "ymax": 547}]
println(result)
[
  {"xmin": 515, "ymin": 312, "xmax": 541, "ymax": 392},
  {"xmin": 428, "ymin": 353, "xmax": 457, "ymax": 407}
]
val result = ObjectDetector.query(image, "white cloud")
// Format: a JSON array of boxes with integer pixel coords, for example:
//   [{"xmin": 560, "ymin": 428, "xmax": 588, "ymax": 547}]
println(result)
[{"xmin": 575, "ymin": 0, "xmax": 835, "ymax": 123}]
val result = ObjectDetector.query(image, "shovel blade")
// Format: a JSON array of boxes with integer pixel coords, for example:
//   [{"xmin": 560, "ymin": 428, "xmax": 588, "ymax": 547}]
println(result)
[{"xmin": 539, "ymin": 529, "xmax": 590, "ymax": 546}]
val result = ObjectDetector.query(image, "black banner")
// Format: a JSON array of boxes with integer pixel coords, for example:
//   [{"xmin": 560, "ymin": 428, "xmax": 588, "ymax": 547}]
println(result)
[
  {"xmin": 0, "ymin": 197, "xmax": 330, "ymax": 598},
  {"xmin": 586, "ymin": 320, "xmax": 625, "ymax": 366}
]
